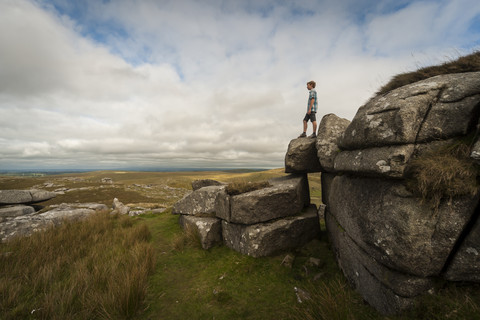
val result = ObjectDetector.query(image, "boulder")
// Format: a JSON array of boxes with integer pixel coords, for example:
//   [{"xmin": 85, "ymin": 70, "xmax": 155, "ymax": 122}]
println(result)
[
  {"xmin": 0, "ymin": 189, "xmax": 56, "ymax": 205},
  {"xmin": 325, "ymin": 212, "xmax": 433, "ymax": 314},
  {"xmin": 178, "ymin": 215, "xmax": 222, "ymax": 249},
  {"xmin": 334, "ymin": 145, "xmax": 415, "ymax": 178},
  {"xmin": 215, "ymin": 174, "xmax": 310, "ymax": 224},
  {"xmin": 443, "ymin": 213, "xmax": 480, "ymax": 282},
  {"xmin": 0, "ymin": 205, "xmax": 35, "ymax": 218},
  {"xmin": 316, "ymin": 113, "xmax": 351, "ymax": 172},
  {"xmin": 192, "ymin": 179, "xmax": 225, "ymax": 191},
  {"xmin": 172, "ymin": 185, "xmax": 225, "ymax": 216},
  {"xmin": 340, "ymin": 72, "xmax": 480, "ymax": 150},
  {"xmin": 285, "ymin": 138, "xmax": 322, "ymax": 173},
  {"xmin": 112, "ymin": 198, "xmax": 130, "ymax": 215},
  {"xmin": 222, "ymin": 205, "xmax": 320, "ymax": 257},
  {"xmin": 328, "ymin": 174, "xmax": 479, "ymax": 277},
  {"xmin": 0, "ymin": 202, "xmax": 106, "ymax": 242}
]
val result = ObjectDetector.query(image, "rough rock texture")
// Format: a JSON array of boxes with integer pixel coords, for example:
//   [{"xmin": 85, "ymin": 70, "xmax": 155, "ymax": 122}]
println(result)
[
  {"xmin": 444, "ymin": 212, "xmax": 480, "ymax": 282},
  {"xmin": 325, "ymin": 212, "xmax": 431, "ymax": 314},
  {"xmin": 316, "ymin": 113, "xmax": 351, "ymax": 172},
  {"xmin": 285, "ymin": 138, "xmax": 322, "ymax": 173},
  {"xmin": 192, "ymin": 179, "xmax": 226, "ymax": 191},
  {"xmin": 173, "ymin": 186, "xmax": 225, "ymax": 216},
  {"xmin": 334, "ymin": 145, "xmax": 415, "ymax": 178},
  {"xmin": 215, "ymin": 174, "xmax": 309, "ymax": 224},
  {"xmin": 0, "ymin": 189, "xmax": 56, "ymax": 205},
  {"xmin": 179, "ymin": 215, "xmax": 222, "ymax": 249},
  {"xmin": 222, "ymin": 205, "xmax": 320, "ymax": 257},
  {"xmin": 112, "ymin": 198, "xmax": 130, "ymax": 215},
  {"xmin": 0, "ymin": 202, "xmax": 107, "ymax": 242},
  {"xmin": 328, "ymin": 175, "xmax": 479, "ymax": 277},
  {"xmin": 339, "ymin": 72, "xmax": 480, "ymax": 150},
  {"xmin": 0, "ymin": 205, "xmax": 36, "ymax": 218}
]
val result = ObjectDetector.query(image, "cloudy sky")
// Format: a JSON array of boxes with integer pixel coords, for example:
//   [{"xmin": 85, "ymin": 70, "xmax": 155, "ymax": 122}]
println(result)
[{"xmin": 1, "ymin": 0, "xmax": 480, "ymax": 170}]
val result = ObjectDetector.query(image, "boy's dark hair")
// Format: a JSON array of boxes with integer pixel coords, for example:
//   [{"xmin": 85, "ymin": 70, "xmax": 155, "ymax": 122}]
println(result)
[{"xmin": 307, "ymin": 81, "xmax": 316, "ymax": 88}]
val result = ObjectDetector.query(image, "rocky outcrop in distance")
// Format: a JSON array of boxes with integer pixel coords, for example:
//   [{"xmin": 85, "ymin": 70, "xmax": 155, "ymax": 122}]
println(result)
[
  {"xmin": 0, "ymin": 189, "xmax": 160, "ymax": 242},
  {"xmin": 285, "ymin": 71, "xmax": 480, "ymax": 314}
]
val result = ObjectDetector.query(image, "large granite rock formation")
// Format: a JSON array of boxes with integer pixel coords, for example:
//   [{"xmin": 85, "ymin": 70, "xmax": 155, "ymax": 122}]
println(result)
[
  {"xmin": 283, "ymin": 71, "xmax": 480, "ymax": 315},
  {"xmin": 172, "ymin": 174, "xmax": 320, "ymax": 254}
]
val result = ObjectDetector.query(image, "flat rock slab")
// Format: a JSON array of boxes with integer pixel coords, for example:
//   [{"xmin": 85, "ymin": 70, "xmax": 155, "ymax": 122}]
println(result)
[
  {"xmin": 334, "ymin": 144, "xmax": 415, "ymax": 178},
  {"xmin": 285, "ymin": 138, "xmax": 322, "ymax": 173},
  {"xmin": 0, "ymin": 202, "xmax": 107, "ymax": 242},
  {"xmin": 0, "ymin": 189, "xmax": 56, "ymax": 205},
  {"xmin": 179, "ymin": 215, "xmax": 222, "ymax": 249},
  {"xmin": 173, "ymin": 185, "xmax": 225, "ymax": 216},
  {"xmin": 215, "ymin": 174, "xmax": 310, "ymax": 224},
  {"xmin": 222, "ymin": 205, "xmax": 320, "ymax": 257},
  {"xmin": 0, "ymin": 205, "xmax": 36, "ymax": 218}
]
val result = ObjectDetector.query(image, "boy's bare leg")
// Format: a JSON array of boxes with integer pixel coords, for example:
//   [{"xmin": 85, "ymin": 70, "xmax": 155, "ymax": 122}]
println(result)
[
  {"xmin": 303, "ymin": 120, "xmax": 308, "ymax": 133},
  {"xmin": 313, "ymin": 121, "xmax": 317, "ymax": 134}
]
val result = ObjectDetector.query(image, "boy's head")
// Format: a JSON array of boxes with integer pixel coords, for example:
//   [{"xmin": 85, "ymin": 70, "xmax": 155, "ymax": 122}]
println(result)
[{"xmin": 307, "ymin": 81, "xmax": 316, "ymax": 89}]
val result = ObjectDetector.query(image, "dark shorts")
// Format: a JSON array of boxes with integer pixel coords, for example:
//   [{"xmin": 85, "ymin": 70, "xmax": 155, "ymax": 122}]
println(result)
[{"xmin": 303, "ymin": 112, "xmax": 316, "ymax": 122}]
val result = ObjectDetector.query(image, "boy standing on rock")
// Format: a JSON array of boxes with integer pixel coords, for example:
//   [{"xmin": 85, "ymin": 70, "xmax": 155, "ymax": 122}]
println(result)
[{"xmin": 298, "ymin": 80, "xmax": 318, "ymax": 138}]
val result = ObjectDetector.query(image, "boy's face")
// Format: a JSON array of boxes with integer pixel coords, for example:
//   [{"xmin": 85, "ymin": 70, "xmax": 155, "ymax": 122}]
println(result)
[{"xmin": 307, "ymin": 83, "xmax": 313, "ymax": 90}]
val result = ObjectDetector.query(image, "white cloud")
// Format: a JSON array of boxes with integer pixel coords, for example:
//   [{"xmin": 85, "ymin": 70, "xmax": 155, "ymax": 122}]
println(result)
[{"xmin": 0, "ymin": 0, "xmax": 479, "ymax": 170}]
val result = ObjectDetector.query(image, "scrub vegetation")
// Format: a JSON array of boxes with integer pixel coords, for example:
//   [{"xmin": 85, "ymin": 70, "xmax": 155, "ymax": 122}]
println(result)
[
  {"xmin": 1, "ymin": 169, "xmax": 479, "ymax": 319},
  {"xmin": 377, "ymin": 51, "xmax": 480, "ymax": 94}
]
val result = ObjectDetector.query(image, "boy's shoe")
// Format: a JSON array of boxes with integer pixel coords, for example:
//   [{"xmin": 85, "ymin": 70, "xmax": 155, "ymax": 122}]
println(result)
[
  {"xmin": 308, "ymin": 133, "xmax": 317, "ymax": 138},
  {"xmin": 298, "ymin": 132, "xmax": 307, "ymax": 138}
]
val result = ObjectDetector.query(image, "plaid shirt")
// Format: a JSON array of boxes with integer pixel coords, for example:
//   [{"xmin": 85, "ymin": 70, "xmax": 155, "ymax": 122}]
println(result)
[{"xmin": 307, "ymin": 89, "xmax": 318, "ymax": 112}]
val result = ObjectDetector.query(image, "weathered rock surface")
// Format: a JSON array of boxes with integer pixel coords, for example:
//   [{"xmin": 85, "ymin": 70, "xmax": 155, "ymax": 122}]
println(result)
[
  {"xmin": 179, "ymin": 215, "xmax": 222, "ymax": 249},
  {"xmin": 0, "ymin": 202, "xmax": 107, "ymax": 242},
  {"xmin": 339, "ymin": 72, "xmax": 480, "ymax": 150},
  {"xmin": 215, "ymin": 174, "xmax": 309, "ymax": 224},
  {"xmin": 328, "ymin": 174, "xmax": 479, "ymax": 277},
  {"xmin": 334, "ymin": 145, "xmax": 415, "ymax": 178},
  {"xmin": 444, "ymin": 213, "xmax": 480, "ymax": 282},
  {"xmin": 192, "ymin": 179, "xmax": 226, "ymax": 191},
  {"xmin": 285, "ymin": 138, "xmax": 322, "ymax": 173},
  {"xmin": 222, "ymin": 205, "xmax": 320, "ymax": 257},
  {"xmin": 0, "ymin": 189, "xmax": 56, "ymax": 205},
  {"xmin": 0, "ymin": 205, "xmax": 36, "ymax": 218},
  {"xmin": 325, "ymin": 212, "xmax": 430, "ymax": 314},
  {"xmin": 172, "ymin": 185, "xmax": 225, "ymax": 216},
  {"xmin": 112, "ymin": 198, "xmax": 130, "ymax": 215},
  {"xmin": 316, "ymin": 113, "xmax": 351, "ymax": 172}
]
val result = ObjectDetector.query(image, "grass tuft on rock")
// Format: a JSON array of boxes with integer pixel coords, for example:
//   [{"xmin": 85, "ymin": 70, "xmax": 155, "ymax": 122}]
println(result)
[
  {"xmin": 406, "ymin": 139, "xmax": 480, "ymax": 209},
  {"xmin": 225, "ymin": 180, "xmax": 271, "ymax": 196},
  {"xmin": 377, "ymin": 51, "xmax": 480, "ymax": 95}
]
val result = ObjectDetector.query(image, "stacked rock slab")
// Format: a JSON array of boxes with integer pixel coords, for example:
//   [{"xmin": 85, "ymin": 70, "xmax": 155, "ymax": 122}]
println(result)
[
  {"xmin": 172, "ymin": 176, "xmax": 320, "ymax": 255},
  {"xmin": 311, "ymin": 72, "xmax": 480, "ymax": 314}
]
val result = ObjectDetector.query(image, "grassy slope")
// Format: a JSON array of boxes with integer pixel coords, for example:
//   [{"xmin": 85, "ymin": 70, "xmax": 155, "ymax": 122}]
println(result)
[{"xmin": 1, "ymin": 170, "xmax": 480, "ymax": 319}]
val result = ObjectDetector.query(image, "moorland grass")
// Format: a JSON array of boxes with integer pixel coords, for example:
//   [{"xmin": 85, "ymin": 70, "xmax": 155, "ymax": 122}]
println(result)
[
  {"xmin": 0, "ymin": 212, "xmax": 155, "ymax": 320},
  {"xmin": 377, "ymin": 51, "xmax": 480, "ymax": 94},
  {"xmin": 2, "ymin": 170, "xmax": 480, "ymax": 319},
  {"xmin": 406, "ymin": 138, "xmax": 480, "ymax": 209}
]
